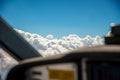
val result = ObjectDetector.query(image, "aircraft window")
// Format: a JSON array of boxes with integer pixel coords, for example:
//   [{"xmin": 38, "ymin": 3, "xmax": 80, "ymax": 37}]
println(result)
[{"xmin": 1, "ymin": 0, "xmax": 119, "ymax": 57}]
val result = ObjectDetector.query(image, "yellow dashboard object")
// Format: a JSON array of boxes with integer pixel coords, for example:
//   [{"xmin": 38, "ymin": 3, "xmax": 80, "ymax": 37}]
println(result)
[{"xmin": 49, "ymin": 69, "xmax": 75, "ymax": 80}]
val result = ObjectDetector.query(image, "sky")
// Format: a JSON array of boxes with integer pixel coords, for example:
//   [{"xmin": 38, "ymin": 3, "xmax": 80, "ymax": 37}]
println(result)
[{"xmin": 0, "ymin": 0, "xmax": 120, "ymax": 38}]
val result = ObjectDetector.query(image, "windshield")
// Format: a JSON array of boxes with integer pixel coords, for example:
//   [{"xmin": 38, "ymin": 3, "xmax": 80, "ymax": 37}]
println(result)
[
  {"xmin": 0, "ymin": 0, "xmax": 120, "ymax": 80},
  {"xmin": 1, "ymin": 0, "xmax": 120, "ymax": 56}
]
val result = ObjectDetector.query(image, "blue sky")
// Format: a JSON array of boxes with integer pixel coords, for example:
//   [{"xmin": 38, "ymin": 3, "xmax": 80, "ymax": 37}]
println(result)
[{"xmin": 0, "ymin": 0, "xmax": 120, "ymax": 38}]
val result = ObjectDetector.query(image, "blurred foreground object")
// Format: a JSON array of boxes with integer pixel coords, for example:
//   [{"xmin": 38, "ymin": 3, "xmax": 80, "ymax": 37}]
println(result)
[
  {"xmin": 0, "ymin": 16, "xmax": 41, "ymax": 61},
  {"xmin": 105, "ymin": 24, "xmax": 120, "ymax": 44}
]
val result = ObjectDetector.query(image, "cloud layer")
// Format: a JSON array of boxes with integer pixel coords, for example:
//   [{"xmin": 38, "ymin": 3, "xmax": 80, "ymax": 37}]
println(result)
[
  {"xmin": 0, "ymin": 29, "xmax": 104, "ymax": 80},
  {"xmin": 16, "ymin": 29, "xmax": 104, "ymax": 56}
]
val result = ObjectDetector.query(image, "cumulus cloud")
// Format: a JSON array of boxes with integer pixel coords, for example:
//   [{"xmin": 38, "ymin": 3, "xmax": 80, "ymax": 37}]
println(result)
[
  {"xmin": 0, "ymin": 29, "xmax": 104, "ymax": 79},
  {"xmin": 16, "ymin": 29, "xmax": 104, "ymax": 56}
]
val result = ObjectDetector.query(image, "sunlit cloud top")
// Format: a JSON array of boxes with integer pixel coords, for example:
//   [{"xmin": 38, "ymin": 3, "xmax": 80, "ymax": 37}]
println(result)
[{"xmin": 16, "ymin": 29, "xmax": 104, "ymax": 56}]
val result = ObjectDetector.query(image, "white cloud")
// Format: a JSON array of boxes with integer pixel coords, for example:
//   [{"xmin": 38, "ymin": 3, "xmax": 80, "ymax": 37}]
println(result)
[
  {"xmin": 0, "ymin": 49, "xmax": 18, "ymax": 80},
  {"xmin": 0, "ymin": 29, "xmax": 104, "ymax": 80},
  {"xmin": 16, "ymin": 29, "xmax": 104, "ymax": 56}
]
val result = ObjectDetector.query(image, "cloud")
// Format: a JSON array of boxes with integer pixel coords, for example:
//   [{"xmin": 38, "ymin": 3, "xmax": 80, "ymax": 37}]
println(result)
[
  {"xmin": 16, "ymin": 29, "xmax": 104, "ymax": 56},
  {"xmin": 0, "ymin": 49, "xmax": 18, "ymax": 80},
  {"xmin": 0, "ymin": 29, "xmax": 104, "ymax": 79}
]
